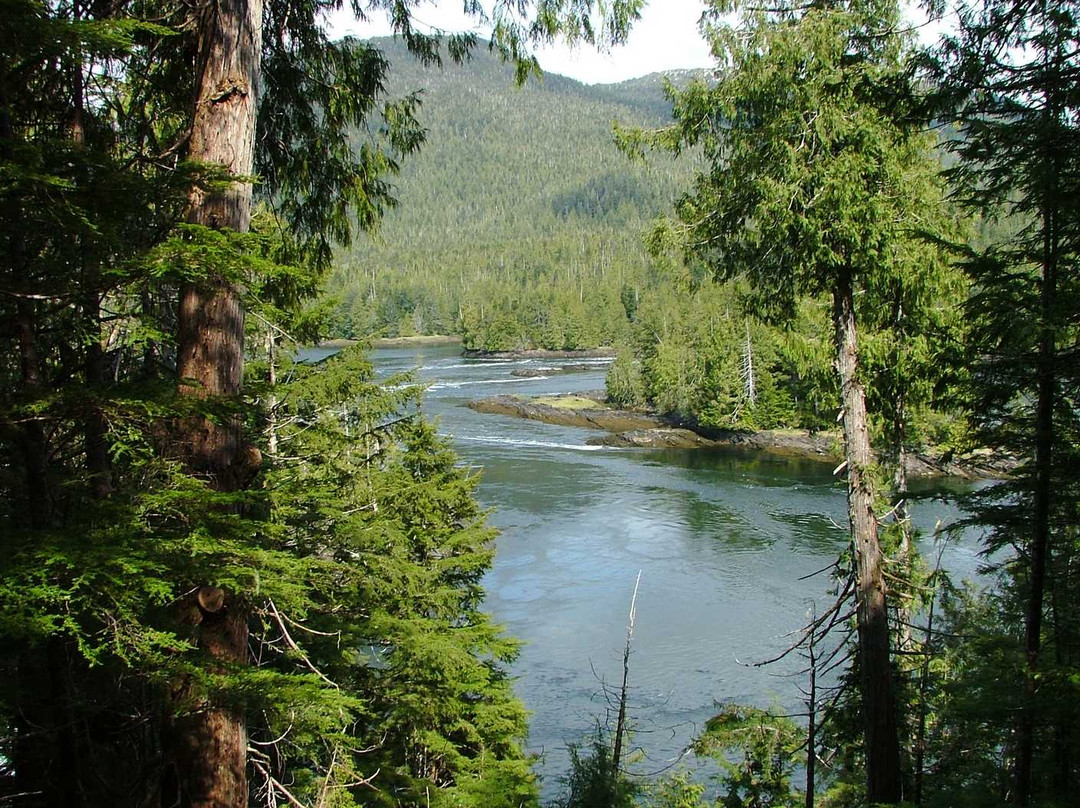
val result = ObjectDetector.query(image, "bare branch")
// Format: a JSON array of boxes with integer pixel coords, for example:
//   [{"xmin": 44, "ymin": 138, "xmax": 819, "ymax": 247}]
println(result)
[{"xmin": 266, "ymin": 599, "xmax": 340, "ymax": 689}]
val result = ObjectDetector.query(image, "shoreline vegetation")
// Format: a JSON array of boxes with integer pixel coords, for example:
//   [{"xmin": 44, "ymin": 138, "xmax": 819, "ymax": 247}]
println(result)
[
  {"xmin": 462, "ymin": 347, "xmax": 618, "ymax": 359},
  {"xmin": 468, "ymin": 392, "xmax": 1013, "ymax": 480},
  {"xmin": 321, "ymin": 334, "xmax": 464, "ymax": 349},
  {"xmin": 325, "ymin": 338, "xmax": 1013, "ymax": 481}
]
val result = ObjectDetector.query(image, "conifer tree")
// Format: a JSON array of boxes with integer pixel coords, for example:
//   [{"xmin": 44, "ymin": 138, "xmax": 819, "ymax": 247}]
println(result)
[
  {"xmin": 167, "ymin": 3, "xmax": 642, "ymax": 802},
  {"xmin": 2, "ymin": 1, "xmax": 648, "ymax": 805},
  {"xmin": 927, "ymin": 0, "xmax": 1080, "ymax": 801},
  {"xmin": 618, "ymin": 1, "xmax": 954, "ymax": 801}
]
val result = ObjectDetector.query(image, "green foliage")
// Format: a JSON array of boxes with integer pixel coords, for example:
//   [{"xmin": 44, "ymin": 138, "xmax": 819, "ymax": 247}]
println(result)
[
  {"xmin": 612, "ymin": 273, "xmax": 837, "ymax": 433},
  {"xmin": 599, "ymin": 0, "xmax": 962, "ymax": 446},
  {"xmin": 642, "ymin": 772, "xmax": 707, "ymax": 808},
  {"xmin": 0, "ymin": 1, "xmax": 560, "ymax": 803},
  {"xmin": 325, "ymin": 38, "xmax": 702, "ymax": 349},
  {"xmin": 554, "ymin": 729, "xmax": 640, "ymax": 808},
  {"xmin": 244, "ymin": 344, "xmax": 536, "ymax": 806},
  {"xmin": 913, "ymin": 581, "xmax": 1020, "ymax": 808},
  {"xmin": 916, "ymin": 0, "xmax": 1080, "ymax": 801},
  {"xmin": 606, "ymin": 350, "xmax": 646, "ymax": 408},
  {"xmin": 693, "ymin": 705, "xmax": 803, "ymax": 808},
  {"xmin": 615, "ymin": 4, "xmax": 966, "ymax": 806},
  {"xmin": 633, "ymin": 0, "xmax": 958, "ymax": 334}
]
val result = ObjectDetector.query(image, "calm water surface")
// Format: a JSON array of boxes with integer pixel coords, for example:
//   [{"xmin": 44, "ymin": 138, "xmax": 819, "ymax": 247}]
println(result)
[{"xmin": 369, "ymin": 344, "xmax": 983, "ymax": 793}]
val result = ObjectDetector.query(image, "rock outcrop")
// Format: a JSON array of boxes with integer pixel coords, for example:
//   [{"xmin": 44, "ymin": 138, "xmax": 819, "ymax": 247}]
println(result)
[{"xmin": 469, "ymin": 393, "xmax": 1013, "ymax": 479}]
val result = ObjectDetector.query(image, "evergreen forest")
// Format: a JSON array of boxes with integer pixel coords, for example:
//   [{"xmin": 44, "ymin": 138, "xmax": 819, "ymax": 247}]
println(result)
[
  {"xmin": 326, "ymin": 36, "xmax": 702, "ymax": 353},
  {"xmin": 0, "ymin": 0, "xmax": 1078, "ymax": 807}
]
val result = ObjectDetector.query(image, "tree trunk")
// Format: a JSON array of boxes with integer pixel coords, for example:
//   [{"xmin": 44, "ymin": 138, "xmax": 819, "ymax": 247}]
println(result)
[
  {"xmin": 68, "ymin": 0, "xmax": 111, "ymax": 501},
  {"xmin": 832, "ymin": 273, "xmax": 902, "ymax": 804},
  {"xmin": 612, "ymin": 571, "xmax": 641, "ymax": 783},
  {"xmin": 1015, "ymin": 189, "xmax": 1057, "ymax": 808},
  {"xmin": 167, "ymin": 589, "xmax": 251, "ymax": 808},
  {"xmin": 805, "ymin": 614, "xmax": 817, "ymax": 808},
  {"xmin": 84, "ymin": 283, "xmax": 112, "ymax": 499},
  {"xmin": 168, "ymin": 0, "xmax": 263, "ymax": 804}
]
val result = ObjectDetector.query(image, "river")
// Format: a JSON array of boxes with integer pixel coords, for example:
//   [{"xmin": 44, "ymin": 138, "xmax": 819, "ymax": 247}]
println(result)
[{"xmin": 364, "ymin": 343, "xmax": 983, "ymax": 795}]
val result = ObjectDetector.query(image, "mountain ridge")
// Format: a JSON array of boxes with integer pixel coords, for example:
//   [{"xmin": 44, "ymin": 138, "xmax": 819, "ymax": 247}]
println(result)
[{"xmin": 327, "ymin": 36, "xmax": 703, "ymax": 343}]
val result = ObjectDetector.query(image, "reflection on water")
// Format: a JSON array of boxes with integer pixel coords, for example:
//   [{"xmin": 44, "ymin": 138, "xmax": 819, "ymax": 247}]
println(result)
[{"xmin": 367, "ymin": 344, "xmax": 982, "ymax": 794}]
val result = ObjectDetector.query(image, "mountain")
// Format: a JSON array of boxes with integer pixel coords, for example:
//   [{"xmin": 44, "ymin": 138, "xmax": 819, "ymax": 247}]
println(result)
[{"xmin": 327, "ymin": 37, "xmax": 704, "ymax": 348}]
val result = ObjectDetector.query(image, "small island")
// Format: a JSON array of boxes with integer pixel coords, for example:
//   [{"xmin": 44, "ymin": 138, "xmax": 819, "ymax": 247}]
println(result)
[{"xmin": 469, "ymin": 392, "xmax": 1011, "ymax": 479}]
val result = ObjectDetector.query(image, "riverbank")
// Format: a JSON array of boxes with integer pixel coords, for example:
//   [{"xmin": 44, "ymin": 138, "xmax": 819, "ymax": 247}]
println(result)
[
  {"xmin": 468, "ymin": 393, "xmax": 1012, "ymax": 479},
  {"xmin": 462, "ymin": 347, "xmax": 617, "ymax": 360},
  {"xmin": 374, "ymin": 335, "xmax": 462, "ymax": 348},
  {"xmin": 318, "ymin": 335, "xmax": 463, "ymax": 350}
]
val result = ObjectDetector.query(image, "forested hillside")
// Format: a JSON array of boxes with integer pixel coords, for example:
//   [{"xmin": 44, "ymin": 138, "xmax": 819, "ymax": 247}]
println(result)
[{"xmin": 328, "ymin": 38, "xmax": 700, "ymax": 349}]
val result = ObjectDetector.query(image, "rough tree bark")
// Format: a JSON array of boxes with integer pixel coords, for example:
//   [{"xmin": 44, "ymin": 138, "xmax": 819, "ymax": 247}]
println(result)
[
  {"xmin": 833, "ymin": 272, "xmax": 902, "ymax": 804},
  {"xmin": 168, "ymin": 0, "xmax": 264, "ymax": 804}
]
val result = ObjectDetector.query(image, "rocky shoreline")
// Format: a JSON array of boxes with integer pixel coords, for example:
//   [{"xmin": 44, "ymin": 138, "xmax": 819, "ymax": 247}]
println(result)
[
  {"xmin": 462, "ymin": 347, "xmax": 617, "ymax": 360},
  {"xmin": 509, "ymin": 363, "xmax": 597, "ymax": 377},
  {"xmin": 468, "ymin": 393, "xmax": 1013, "ymax": 480},
  {"xmin": 469, "ymin": 393, "xmax": 662, "ymax": 433}
]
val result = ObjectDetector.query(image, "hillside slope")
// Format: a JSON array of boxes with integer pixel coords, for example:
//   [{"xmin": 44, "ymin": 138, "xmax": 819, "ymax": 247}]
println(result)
[{"xmin": 328, "ymin": 38, "xmax": 702, "ymax": 348}]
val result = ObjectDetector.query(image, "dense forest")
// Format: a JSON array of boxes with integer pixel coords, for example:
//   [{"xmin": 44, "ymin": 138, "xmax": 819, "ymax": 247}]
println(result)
[
  {"xmin": 1, "ymin": 1, "xmax": 1078, "ymax": 808},
  {"xmin": 325, "ymin": 39, "xmax": 963, "ymax": 447},
  {"xmin": 326, "ymin": 37, "xmax": 702, "ymax": 352}
]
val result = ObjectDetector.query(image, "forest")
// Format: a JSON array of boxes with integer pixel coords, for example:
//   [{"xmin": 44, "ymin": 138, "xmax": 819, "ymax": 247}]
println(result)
[
  {"xmin": 0, "ymin": 0, "xmax": 1077, "ymax": 807},
  {"xmin": 325, "ymin": 36, "xmax": 699, "ymax": 353}
]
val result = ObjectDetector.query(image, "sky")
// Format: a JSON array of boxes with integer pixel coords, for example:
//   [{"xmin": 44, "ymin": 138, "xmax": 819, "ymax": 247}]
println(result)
[
  {"xmin": 326, "ymin": 2, "xmax": 950, "ymax": 86},
  {"xmin": 327, "ymin": 0, "xmax": 717, "ymax": 85}
]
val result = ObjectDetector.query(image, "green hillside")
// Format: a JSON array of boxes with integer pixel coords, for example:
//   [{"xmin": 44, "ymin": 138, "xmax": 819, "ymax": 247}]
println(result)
[{"xmin": 328, "ymin": 38, "xmax": 702, "ymax": 349}]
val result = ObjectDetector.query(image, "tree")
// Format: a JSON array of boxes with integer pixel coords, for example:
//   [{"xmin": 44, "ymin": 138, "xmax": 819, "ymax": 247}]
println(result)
[
  {"xmin": 168, "ymin": 0, "xmax": 266, "ymax": 799},
  {"xmin": 2, "ymin": 1, "xmax": 651, "ymax": 805},
  {"xmin": 169, "ymin": 0, "xmax": 654, "ymax": 801},
  {"xmin": 694, "ymin": 705, "xmax": 804, "ymax": 808},
  {"xmin": 0, "ymin": 3, "xmax": 195, "ymax": 801},
  {"xmin": 926, "ymin": 0, "xmax": 1080, "ymax": 801},
  {"xmin": 619, "ymin": 0, "xmax": 953, "ymax": 800},
  {"xmin": 556, "ymin": 729, "xmax": 640, "ymax": 808}
]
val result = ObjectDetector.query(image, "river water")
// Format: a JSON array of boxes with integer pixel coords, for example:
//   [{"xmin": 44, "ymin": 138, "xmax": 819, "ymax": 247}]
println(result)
[{"xmin": 366, "ymin": 343, "xmax": 982, "ymax": 794}]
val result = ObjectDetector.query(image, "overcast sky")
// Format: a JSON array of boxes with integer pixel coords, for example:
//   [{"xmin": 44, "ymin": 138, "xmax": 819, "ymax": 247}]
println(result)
[{"xmin": 327, "ymin": 0, "xmax": 717, "ymax": 85}]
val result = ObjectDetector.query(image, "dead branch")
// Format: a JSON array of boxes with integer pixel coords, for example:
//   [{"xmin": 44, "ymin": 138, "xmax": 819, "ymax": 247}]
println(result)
[
  {"xmin": 266, "ymin": 599, "xmax": 340, "ymax": 689},
  {"xmin": 250, "ymin": 724, "xmax": 294, "ymax": 747},
  {"xmin": 278, "ymin": 610, "xmax": 342, "ymax": 641},
  {"xmin": 251, "ymin": 757, "xmax": 308, "ymax": 808},
  {"xmin": 742, "ymin": 577, "xmax": 854, "ymax": 668},
  {"xmin": 798, "ymin": 557, "xmax": 842, "ymax": 581},
  {"xmin": 612, "ymin": 571, "xmax": 642, "ymax": 778}
]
